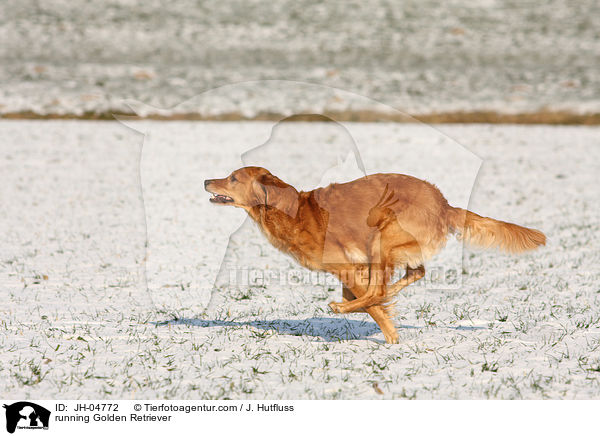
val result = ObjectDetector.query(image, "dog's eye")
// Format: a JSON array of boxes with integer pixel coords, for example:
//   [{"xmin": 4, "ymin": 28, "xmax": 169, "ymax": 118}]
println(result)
[{"xmin": 231, "ymin": 175, "xmax": 237, "ymax": 182}]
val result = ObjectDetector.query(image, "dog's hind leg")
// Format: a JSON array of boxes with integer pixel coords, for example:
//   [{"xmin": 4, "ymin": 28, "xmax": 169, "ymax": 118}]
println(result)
[
  {"xmin": 387, "ymin": 265, "xmax": 425, "ymax": 298},
  {"xmin": 330, "ymin": 263, "xmax": 390, "ymax": 313},
  {"xmin": 342, "ymin": 285, "xmax": 366, "ymax": 313}
]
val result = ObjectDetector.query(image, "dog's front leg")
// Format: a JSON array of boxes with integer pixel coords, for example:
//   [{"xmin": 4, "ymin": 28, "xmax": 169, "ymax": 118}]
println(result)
[
  {"xmin": 366, "ymin": 305, "xmax": 399, "ymax": 344},
  {"xmin": 329, "ymin": 301, "xmax": 399, "ymax": 343},
  {"xmin": 329, "ymin": 264, "xmax": 387, "ymax": 313},
  {"xmin": 329, "ymin": 268, "xmax": 399, "ymax": 344}
]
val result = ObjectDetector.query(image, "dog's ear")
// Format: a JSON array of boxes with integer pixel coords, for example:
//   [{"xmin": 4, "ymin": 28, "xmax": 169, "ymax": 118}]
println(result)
[
  {"xmin": 253, "ymin": 174, "xmax": 298, "ymax": 216},
  {"xmin": 252, "ymin": 174, "xmax": 282, "ymax": 207},
  {"xmin": 254, "ymin": 174, "xmax": 286, "ymax": 205}
]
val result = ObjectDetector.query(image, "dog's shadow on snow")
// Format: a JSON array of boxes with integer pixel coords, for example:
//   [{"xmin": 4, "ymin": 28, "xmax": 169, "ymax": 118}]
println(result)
[
  {"xmin": 154, "ymin": 317, "xmax": 386, "ymax": 342},
  {"xmin": 152, "ymin": 317, "xmax": 486, "ymax": 342}
]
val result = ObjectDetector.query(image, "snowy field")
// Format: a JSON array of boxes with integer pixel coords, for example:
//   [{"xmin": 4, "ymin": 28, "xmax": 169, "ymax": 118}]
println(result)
[
  {"xmin": 2, "ymin": 0, "xmax": 599, "ymax": 116},
  {"xmin": 1, "ymin": 120, "xmax": 599, "ymax": 399}
]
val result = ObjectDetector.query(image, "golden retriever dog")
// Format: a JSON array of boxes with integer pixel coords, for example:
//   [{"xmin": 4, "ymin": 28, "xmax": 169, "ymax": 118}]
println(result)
[{"xmin": 205, "ymin": 166, "xmax": 545, "ymax": 344}]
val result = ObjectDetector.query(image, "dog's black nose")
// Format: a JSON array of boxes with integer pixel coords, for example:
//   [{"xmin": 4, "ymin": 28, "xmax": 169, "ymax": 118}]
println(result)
[{"xmin": 204, "ymin": 179, "xmax": 211, "ymax": 188}]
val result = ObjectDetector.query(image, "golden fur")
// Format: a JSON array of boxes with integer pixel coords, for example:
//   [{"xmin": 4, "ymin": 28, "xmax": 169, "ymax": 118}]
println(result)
[{"xmin": 205, "ymin": 166, "xmax": 545, "ymax": 344}]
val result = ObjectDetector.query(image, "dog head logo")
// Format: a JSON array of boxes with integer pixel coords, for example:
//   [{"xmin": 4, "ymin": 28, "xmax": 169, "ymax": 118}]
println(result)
[{"xmin": 3, "ymin": 402, "xmax": 50, "ymax": 434}]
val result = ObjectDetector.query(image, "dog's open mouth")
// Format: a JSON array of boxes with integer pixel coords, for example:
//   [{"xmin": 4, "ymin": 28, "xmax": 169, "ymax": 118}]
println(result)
[{"xmin": 209, "ymin": 193, "xmax": 234, "ymax": 204}]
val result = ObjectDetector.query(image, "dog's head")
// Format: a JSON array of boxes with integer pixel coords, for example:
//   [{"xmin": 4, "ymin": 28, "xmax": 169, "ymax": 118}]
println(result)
[{"xmin": 204, "ymin": 166, "xmax": 298, "ymax": 215}]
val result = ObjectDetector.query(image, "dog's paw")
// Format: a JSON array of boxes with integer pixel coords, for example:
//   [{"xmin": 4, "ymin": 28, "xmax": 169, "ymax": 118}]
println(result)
[
  {"xmin": 328, "ymin": 301, "xmax": 343, "ymax": 313},
  {"xmin": 384, "ymin": 331, "xmax": 400, "ymax": 344}
]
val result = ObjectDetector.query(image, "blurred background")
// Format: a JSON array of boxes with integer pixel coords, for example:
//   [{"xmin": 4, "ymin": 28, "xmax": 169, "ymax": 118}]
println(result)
[{"xmin": 1, "ymin": 0, "xmax": 599, "ymax": 121}]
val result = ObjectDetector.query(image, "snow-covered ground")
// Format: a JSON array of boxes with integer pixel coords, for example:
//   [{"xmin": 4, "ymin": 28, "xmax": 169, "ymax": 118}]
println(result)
[
  {"xmin": 1, "ymin": 120, "xmax": 599, "ymax": 399},
  {"xmin": 1, "ymin": 0, "xmax": 599, "ymax": 116}
]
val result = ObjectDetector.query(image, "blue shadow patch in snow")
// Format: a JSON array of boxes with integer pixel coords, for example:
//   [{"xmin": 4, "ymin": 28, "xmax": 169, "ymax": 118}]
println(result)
[
  {"xmin": 151, "ymin": 318, "xmax": 485, "ymax": 341},
  {"xmin": 152, "ymin": 317, "xmax": 422, "ymax": 342}
]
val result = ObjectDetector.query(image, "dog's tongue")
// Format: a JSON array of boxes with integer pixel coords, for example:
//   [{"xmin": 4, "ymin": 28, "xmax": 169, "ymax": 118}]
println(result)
[{"xmin": 211, "ymin": 194, "xmax": 232, "ymax": 203}]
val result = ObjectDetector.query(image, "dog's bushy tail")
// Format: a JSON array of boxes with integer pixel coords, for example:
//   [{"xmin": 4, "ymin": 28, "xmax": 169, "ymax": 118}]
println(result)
[{"xmin": 447, "ymin": 207, "xmax": 546, "ymax": 253}]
